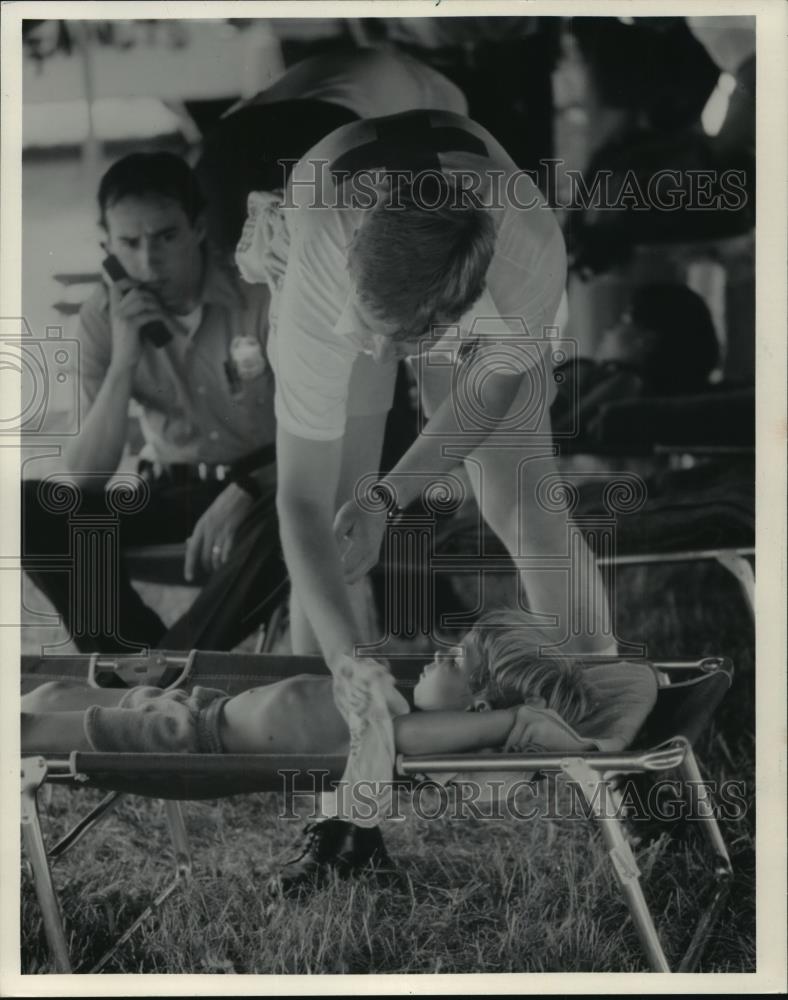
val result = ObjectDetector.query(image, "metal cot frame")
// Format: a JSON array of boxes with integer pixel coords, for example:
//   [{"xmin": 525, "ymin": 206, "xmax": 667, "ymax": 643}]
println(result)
[{"xmin": 21, "ymin": 650, "xmax": 734, "ymax": 974}]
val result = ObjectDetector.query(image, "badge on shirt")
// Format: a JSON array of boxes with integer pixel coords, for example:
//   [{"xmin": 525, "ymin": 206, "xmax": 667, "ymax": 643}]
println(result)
[{"xmin": 229, "ymin": 335, "xmax": 266, "ymax": 381}]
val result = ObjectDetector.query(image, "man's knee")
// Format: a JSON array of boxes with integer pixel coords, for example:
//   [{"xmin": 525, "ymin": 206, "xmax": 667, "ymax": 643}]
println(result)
[
  {"xmin": 21, "ymin": 478, "xmax": 46, "ymax": 531},
  {"xmin": 484, "ymin": 493, "xmax": 569, "ymax": 557},
  {"xmin": 21, "ymin": 478, "xmax": 75, "ymax": 556},
  {"xmin": 288, "ymin": 591, "xmax": 320, "ymax": 656},
  {"xmin": 480, "ymin": 491, "xmax": 519, "ymax": 548}
]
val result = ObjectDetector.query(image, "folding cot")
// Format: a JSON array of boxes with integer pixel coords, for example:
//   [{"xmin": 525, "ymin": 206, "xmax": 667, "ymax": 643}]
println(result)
[{"xmin": 21, "ymin": 648, "xmax": 734, "ymax": 974}]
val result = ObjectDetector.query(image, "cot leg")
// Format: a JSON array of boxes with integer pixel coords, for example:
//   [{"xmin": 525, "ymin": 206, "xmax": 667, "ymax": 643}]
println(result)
[
  {"xmin": 562, "ymin": 760, "xmax": 671, "ymax": 973},
  {"xmin": 256, "ymin": 599, "xmax": 287, "ymax": 654},
  {"xmin": 673, "ymin": 746, "xmax": 733, "ymax": 971},
  {"xmin": 676, "ymin": 878, "xmax": 731, "ymax": 973},
  {"xmin": 679, "ymin": 748, "xmax": 732, "ymax": 874},
  {"xmin": 20, "ymin": 757, "xmax": 72, "ymax": 973},
  {"xmin": 164, "ymin": 800, "xmax": 193, "ymax": 879},
  {"xmin": 90, "ymin": 800, "xmax": 193, "ymax": 973},
  {"xmin": 714, "ymin": 552, "xmax": 754, "ymax": 620},
  {"xmin": 49, "ymin": 791, "xmax": 123, "ymax": 862},
  {"xmin": 90, "ymin": 871, "xmax": 185, "ymax": 973}
]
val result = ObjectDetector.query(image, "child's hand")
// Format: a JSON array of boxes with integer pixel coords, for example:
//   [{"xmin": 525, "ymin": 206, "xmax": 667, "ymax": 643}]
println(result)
[{"xmin": 504, "ymin": 704, "xmax": 589, "ymax": 753}]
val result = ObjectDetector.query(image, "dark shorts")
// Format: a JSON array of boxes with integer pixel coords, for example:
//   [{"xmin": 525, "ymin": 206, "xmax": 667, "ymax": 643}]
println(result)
[{"xmin": 84, "ymin": 685, "xmax": 231, "ymax": 754}]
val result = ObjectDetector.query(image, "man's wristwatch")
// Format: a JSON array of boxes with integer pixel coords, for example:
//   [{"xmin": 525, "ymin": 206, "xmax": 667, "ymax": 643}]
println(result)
[
  {"xmin": 386, "ymin": 502, "xmax": 407, "ymax": 521},
  {"xmin": 365, "ymin": 480, "xmax": 406, "ymax": 519}
]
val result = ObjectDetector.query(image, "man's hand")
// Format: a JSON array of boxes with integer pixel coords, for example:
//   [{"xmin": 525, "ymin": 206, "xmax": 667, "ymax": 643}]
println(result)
[
  {"xmin": 331, "ymin": 654, "xmax": 409, "ymax": 722},
  {"xmin": 107, "ymin": 281, "xmax": 173, "ymax": 374},
  {"xmin": 184, "ymin": 483, "xmax": 255, "ymax": 582},
  {"xmin": 333, "ymin": 499, "xmax": 388, "ymax": 583},
  {"xmin": 504, "ymin": 703, "xmax": 591, "ymax": 753}
]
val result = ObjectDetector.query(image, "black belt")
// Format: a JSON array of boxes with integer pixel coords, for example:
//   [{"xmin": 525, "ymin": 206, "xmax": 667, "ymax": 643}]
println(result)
[
  {"xmin": 138, "ymin": 461, "xmax": 230, "ymax": 486},
  {"xmin": 138, "ymin": 442, "xmax": 276, "ymax": 487}
]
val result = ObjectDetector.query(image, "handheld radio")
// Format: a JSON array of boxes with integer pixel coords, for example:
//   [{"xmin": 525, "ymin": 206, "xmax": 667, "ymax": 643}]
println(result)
[{"xmin": 102, "ymin": 254, "xmax": 173, "ymax": 347}]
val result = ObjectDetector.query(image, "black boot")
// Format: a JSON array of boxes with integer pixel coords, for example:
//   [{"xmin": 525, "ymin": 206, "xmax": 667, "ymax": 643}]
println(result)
[{"xmin": 268, "ymin": 819, "xmax": 400, "ymax": 898}]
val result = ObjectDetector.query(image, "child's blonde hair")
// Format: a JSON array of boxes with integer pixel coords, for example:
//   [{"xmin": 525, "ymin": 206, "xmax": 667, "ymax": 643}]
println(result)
[{"xmin": 463, "ymin": 608, "xmax": 596, "ymax": 726}]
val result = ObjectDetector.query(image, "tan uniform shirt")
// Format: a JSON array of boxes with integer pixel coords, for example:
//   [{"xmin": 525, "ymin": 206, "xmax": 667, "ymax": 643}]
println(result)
[{"xmin": 74, "ymin": 253, "xmax": 274, "ymax": 466}]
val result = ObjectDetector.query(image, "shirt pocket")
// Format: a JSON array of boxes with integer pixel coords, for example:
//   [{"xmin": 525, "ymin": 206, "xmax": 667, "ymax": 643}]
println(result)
[{"xmin": 225, "ymin": 366, "xmax": 275, "ymax": 411}]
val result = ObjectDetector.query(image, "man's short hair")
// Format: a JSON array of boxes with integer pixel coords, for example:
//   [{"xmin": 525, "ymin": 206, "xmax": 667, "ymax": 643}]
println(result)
[
  {"xmin": 98, "ymin": 152, "xmax": 206, "ymax": 229},
  {"xmin": 631, "ymin": 283, "xmax": 720, "ymax": 394},
  {"xmin": 347, "ymin": 176, "xmax": 497, "ymax": 341}
]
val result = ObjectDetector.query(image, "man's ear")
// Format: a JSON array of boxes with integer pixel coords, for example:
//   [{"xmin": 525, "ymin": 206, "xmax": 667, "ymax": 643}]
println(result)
[
  {"xmin": 470, "ymin": 694, "xmax": 492, "ymax": 712},
  {"xmin": 192, "ymin": 211, "xmax": 207, "ymax": 244},
  {"xmin": 97, "ymin": 220, "xmax": 109, "ymax": 255}
]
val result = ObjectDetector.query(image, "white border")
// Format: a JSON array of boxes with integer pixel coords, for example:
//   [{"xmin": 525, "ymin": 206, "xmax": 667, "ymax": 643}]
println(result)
[{"xmin": 1, "ymin": 1, "xmax": 785, "ymax": 995}]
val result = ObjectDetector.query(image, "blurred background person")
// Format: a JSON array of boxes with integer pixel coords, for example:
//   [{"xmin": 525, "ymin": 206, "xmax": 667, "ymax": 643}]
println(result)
[{"xmin": 595, "ymin": 283, "xmax": 720, "ymax": 396}]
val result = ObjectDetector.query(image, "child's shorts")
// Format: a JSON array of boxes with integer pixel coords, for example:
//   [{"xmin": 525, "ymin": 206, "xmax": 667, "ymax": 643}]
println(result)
[{"xmin": 84, "ymin": 685, "xmax": 231, "ymax": 754}]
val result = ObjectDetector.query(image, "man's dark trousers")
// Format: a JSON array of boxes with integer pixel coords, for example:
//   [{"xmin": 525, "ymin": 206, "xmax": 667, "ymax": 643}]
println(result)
[{"xmin": 21, "ymin": 470, "xmax": 287, "ymax": 654}]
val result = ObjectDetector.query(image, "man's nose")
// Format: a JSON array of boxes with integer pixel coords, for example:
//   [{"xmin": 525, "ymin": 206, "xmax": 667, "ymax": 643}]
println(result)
[{"xmin": 137, "ymin": 241, "xmax": 164, "ymax": 281}]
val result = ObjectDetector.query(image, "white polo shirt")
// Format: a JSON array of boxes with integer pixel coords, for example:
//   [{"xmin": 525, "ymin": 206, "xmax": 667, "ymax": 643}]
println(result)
[
  {"xmin": 268, "ymin": 111, "xmax": 567, "ymax": 442},
  {"xmin": 235, "ymin": 48, "xmax": 468, "ymax": 120}
]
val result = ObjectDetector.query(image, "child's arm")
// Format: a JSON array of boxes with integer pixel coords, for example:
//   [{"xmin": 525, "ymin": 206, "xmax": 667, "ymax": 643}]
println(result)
[
  {"xmin": 393, "ymin": 704, "xmax": 598, "ymax": 756},
  {"xmin": 503, "ymin": 704, "xmax": 596, "ymax": 753},
  {"xmin": 393, "ymin": 708, "xmax": 517, "ymax": 755}
]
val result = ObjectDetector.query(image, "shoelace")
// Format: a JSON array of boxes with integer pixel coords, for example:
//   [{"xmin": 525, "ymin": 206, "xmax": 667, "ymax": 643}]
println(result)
[{"xmin": 283, "ymin": 822, "xmax": 323, "ymax": 864}]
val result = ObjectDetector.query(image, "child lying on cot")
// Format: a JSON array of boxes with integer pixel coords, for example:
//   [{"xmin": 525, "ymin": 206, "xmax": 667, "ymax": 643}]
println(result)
[{"xmin": 21, "ymin": 609, "xmax": 656, "ymax": 760}]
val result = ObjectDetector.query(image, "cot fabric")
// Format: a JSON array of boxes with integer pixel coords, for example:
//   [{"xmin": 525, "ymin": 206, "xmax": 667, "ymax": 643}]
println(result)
[
  {"xmin": 429, "ymin": 660, "xmax": 658, "ymax": 802},
  {"xmin": 69, "ymin": 252, "xmax": 274, "ymax": 466},
  {"xmin": 239, "ymin": 110, "xmax": 566, "ymax": 441},
  {"xmin": 233, "ymin": 49, "xmax": 468, "ymax": 120},
  {"xmin": 84, "ymin": 685, "xmax": 230, "ymax": 754},
  {"xmin": 577, "ymin": 661, "xmax": 659, "ymax": 751},
  {"xmin": 79, "ymin": 660, "xmax": 657, "ymax": 809},
  {"xmin": 574, "ymin": 460, "xmax": 755, "ymax": 553}
]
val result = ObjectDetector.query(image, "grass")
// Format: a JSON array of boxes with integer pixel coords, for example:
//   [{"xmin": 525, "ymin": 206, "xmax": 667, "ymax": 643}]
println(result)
[{"xmin": 20, "ymin": 559, "xmax": 755, "ymax": 974}]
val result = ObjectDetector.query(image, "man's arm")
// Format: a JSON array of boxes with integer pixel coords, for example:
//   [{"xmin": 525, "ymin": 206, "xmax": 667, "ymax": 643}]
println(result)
[
  {"xmin": 379, "ymin": 366, "xmax": 523, "ymax": 507},
  {"xmin": 275, "ymin": 425, "xmax": 363, "ymax": 668},
  {"xmin": 335, "ymin": 365, "xmax": 524, "ymax": 582},
  {"xmin": 63, "ymin": 282, "xmax": 169, "ymax": 488},
  {"xmin": 62, "ymin": 366, "xmax": 135, "ymax": 487}
]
